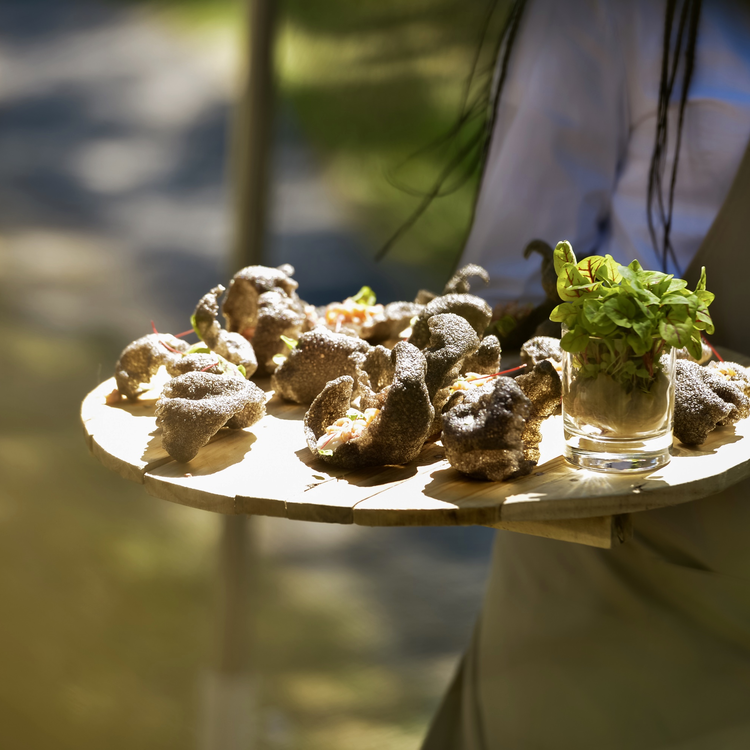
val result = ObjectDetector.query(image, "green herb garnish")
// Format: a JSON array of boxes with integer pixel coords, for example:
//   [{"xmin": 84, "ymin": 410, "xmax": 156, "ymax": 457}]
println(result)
[
  {"xmin": 351, "ymin": 286, "xmax": 377, "ymax": 306},
  {"xmin": 280, "ymin": 335, "xmax": 298, "ymax": 350},
  {"xmin": 183, "ymin": 344, "xmax": 246, "ymax": 379},
  {"xmin": 186, "ymin": 343, "xmax": 212, "ymax": 355},
  {"xmin": 190, "ymin": 313, "xmax": 203, "ymax": 341},
  {"xmin": 549, "ymin": 241, "xmax": 714, "ymax": 393}
]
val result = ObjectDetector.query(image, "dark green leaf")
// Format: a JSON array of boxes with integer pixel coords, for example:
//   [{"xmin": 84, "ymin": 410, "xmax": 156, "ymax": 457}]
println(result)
[
  {"xmin": 601, "ymin": 296, "xmax": 633, "ymax": 327},
  {"xmin": 561, "ymin": 328, "xmax": 590, "ymax": 353},
  {"xmin": 651, "ymin": 274, "xmax": 674, "ymax": 297},
  {"xmin": 626, "ymin": 332, "xmax": 651, "ymax": 356},
  {"xmin": 685, "ymin": 335, "xmax": 703, "ymax": 360},
  {"xmin": 190, "ymin": 313, "xmax": 203, "ymax": 341},
  {"xmin": 659, "ymin": 313, "xmax": 693, "ymax": 348}
]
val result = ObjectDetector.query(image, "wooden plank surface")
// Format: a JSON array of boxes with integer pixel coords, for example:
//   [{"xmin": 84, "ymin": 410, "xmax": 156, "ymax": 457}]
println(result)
[
  {"xmin": 348, "ymin": 412, "xmax": 750, "ymax": 525},
  {"xmin": 82, "ymin": 366, "xmax": 750, "ymax": 539},
  {"xmin": 488, "ymin": 513, "xmax": 633, "ymax": 549},
  {"xmin": 81, "ymin": 378, "xmax": 173, "ymax": 484}
]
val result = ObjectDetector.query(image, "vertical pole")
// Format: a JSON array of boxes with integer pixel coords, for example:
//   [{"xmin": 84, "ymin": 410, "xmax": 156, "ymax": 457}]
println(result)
[
  {"xmin": 217, "ymin": 515, "xmax": 255, "ymax": 676},
  {"xmin": 201, "ymin": 2, "xmax": 276, "ymax": 748},
  {"xmin": 201, "ymin": 516, "xmax": 259, "ymax": 750},
  {"xmin": 230, "ymin": 0, "xmax": 277, "ymax": 270}
]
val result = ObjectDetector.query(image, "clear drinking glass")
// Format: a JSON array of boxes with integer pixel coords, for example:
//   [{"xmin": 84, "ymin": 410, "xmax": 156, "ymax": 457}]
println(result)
[{"xmin": 561, "ymin": 334, "xmax": 676, "ymax": 473}]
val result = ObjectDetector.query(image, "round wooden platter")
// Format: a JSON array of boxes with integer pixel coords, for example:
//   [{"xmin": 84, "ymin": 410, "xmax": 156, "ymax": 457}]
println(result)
[{"xmin": 81, "ymin": 368, "xmax": 750, "ymax": 530}]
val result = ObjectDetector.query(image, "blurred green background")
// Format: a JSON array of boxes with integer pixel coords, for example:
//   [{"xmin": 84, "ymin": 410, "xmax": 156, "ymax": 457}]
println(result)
[
  {"xmin": 132, "ymin": 0, "xmax": 501, "ymax": 277},
  {"xmin": 0, "ymin": 0, "xmax": 502, "ymax": 747}
]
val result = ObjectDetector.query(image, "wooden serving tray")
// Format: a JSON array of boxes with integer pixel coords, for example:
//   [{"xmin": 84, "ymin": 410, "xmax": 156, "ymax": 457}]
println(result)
[{"xmin": 81, "ymin": 364, "xmax": 750, "ymax": 549}]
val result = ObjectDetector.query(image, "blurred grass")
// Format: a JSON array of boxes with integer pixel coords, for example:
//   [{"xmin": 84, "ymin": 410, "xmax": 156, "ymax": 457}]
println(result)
[
  {"xmin": 122, "ymin": 0, "xmax": 506, "ymax": 281},
  {"xmin": 277, "ymin": 0, "xmax": 496, "ymax": 277},
  {"xmin": 0, "ymin": 326, "xmax": 215, "ymax": 748},
  {"xmin": 0, "ymin": 321, "xmax": 452, "ymax": 748},
  {"xmin": 0, "ymin": 2, "xmax": 500, "ymax": 746}
]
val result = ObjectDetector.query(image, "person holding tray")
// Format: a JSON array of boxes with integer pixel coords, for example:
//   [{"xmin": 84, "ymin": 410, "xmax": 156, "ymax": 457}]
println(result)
[{"xmin": 420, "ymin": 0, "xmax": 750, "ymax": 747}]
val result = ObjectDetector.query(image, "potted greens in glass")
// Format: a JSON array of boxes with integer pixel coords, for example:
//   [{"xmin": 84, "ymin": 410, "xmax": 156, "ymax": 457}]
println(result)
[{"xmin": 549, "ymin": 241, "xmax": 714, "ymax": 472}]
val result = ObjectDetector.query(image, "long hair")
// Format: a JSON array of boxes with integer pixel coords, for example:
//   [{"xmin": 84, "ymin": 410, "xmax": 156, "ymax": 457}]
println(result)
[
  {"xmin": 377, "ymin": 0, "xmax": 703, "ymax": 275},
  {"xmin": 648, "ymin": 0, "xmax": 702, "ymax": 274},
  {"xmin": 375, "ymin": 0, "xmax": 528, "ymax": 261}
]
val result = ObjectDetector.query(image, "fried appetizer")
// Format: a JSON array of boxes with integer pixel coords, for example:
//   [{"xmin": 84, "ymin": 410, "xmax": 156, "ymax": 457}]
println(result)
[
  {"xmin": 423, "ymin": 314, "xmax": 481, "ymax": 401},
  {"xmin": 442, "ymin": 264, "xmax": 490, "ymax": 295},
  {"xmin": 350, "ymin": 345, "xmax": 398, "ymax": 410},
  {"xmin": 251, "ymin": 291, "xmax": 310, "ymax": 375},
  {"xmin": 322, "ymin": 286, "xmax": 422, "ymax": 343},
  {"xmin": 322, "ymin": 286, "xmax": 384, "ymax": 335},
  {"xmin": 271, "ymin": 327, "xmax": 370, "ymax": 405},
  {"xmin": 222, "ymin": 264, "xmax": 302, "ymax": 335},
  {"xmin": 408, "ymin": 294, "xmax": 492, "ymax": 350},
  {"xmin": 515, "ymin": 360, "xmax": 562, "ymax": 463},
  {"xmin": 412, "ymin": 264, "xmax": 489, "ymax": 304},
  {"xmin": 366, "ymin": 301, "xmax": 424, "ymax": 343},
  {"xmin": 304, "ymin": 342, "xmax": 433, "ymax": 468},
  {"xmin": 360, "ymin": 345, "xmax": 397, "ymax": 393},
  {"xmin": 193, "ymin": 285, "xmax": 257, "ymax": 377},
  {"xmin": 414, "ymin": 288, "xmax": 437, "ymax": 305},
  {"xmin": 166, "ymin": 352, "xmax": 246, "ymax": 380},
  {"xmin": 699, "ymin": 368, "xmax": 750, "ymax": 424},
  {"xmin": 114, "ymin": 333, "xmax": 191, "ymax": 401},
  {"xmin": 707, "ymin": 360, "xmax": 750, "ymax": 397},
  {"xmin": 461, "ymin": 334, "xmax": 501, "ymax": 376},
  {"xmin": 673, "ymin": 360, "xmax": 748, "ymax": 446},
  {"xmin": 417, "ymin": 314, "xmax": 481, "ymax": 438},
  {"xmin": 221, "ymin": 265, "xmax": 309, "ymax": 376},
  {"xmin": 447, "ymin": 372, "xmax": 503, "ymax": 394},
  {"xmin": 442, "ymin": 376, "xmax": 534, "ymax": 481},
  {"xmin": 155, "ymin": 371, "xmax": 265, "ymax": 463},
  {"xmin": 520, "ymin": 336, "xmax": 562, "ymax": 369}
]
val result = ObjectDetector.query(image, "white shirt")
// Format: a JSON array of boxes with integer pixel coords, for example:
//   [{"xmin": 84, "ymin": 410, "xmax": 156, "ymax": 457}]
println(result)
[{"xmin": 461, "ymin": 0, "xmax": 750, "ymax": 307}]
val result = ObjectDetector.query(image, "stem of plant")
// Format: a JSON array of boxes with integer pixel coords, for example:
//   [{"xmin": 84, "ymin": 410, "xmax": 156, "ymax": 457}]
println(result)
[{"xmin": 151, "ymin": 320, "xmax": 195, "ymax": 339}]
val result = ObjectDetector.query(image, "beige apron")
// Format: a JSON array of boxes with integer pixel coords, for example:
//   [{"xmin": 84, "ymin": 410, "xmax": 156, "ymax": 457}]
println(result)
[{"xmin": 422, "ymin": 141, "xmax": 750, "ymax": 750}]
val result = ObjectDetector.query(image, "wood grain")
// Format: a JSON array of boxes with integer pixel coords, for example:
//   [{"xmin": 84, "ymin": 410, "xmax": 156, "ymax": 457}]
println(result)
[
  {"xmin": 80, "ymin": 378, "xmax": 173, "ymax": 483},
  {"xmin": 488, "ymin": 514, "xmax": 632, "ymax": 549}
]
